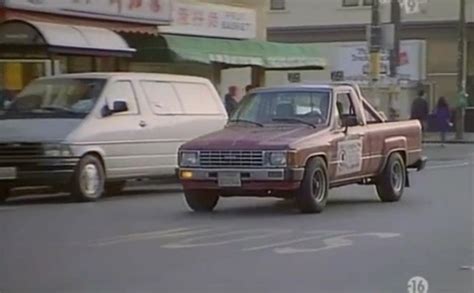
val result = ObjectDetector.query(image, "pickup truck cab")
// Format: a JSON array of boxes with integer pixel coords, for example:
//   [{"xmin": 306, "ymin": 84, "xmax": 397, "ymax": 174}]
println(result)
[{"xmin": 178, "ymin": 83, "xmax": 426, "ymax": 213}]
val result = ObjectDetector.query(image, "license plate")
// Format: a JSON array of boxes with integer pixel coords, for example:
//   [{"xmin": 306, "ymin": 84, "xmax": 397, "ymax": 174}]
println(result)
[
  {"xmin": 0, "ymin": 167, "xmax": 16, "ymax": 180},
  {"xmin": 218, "ymin": 172, "xmax": 241, "ymax": 187}
]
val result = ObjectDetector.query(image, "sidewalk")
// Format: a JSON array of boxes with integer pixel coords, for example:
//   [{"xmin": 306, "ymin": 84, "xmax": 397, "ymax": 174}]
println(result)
[{"xmin": 423, "ymin": 132, "xmax": 474, "ymax": 144}]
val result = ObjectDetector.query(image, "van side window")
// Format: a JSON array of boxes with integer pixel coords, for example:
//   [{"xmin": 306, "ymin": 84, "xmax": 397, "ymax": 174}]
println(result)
[
  {"xmin": 107, "ymin": 81, "xmax": 139, "ymax": 115},
  {"xmin": 172, "ymin": 82, "xmax": 220, "ymax": 115},
  {"xmin": 140, "ymin": 81, "xmax": 183, "ymax": 115}
]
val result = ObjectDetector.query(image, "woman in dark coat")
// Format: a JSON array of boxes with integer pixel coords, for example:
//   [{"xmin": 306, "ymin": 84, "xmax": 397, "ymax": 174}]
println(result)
[{"xmin": 435, "ymin": 97, "xmax": 452, "ymax": 146}]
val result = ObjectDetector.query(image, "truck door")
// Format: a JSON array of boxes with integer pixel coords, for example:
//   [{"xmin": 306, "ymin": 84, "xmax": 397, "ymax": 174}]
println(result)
[{"xmin": 330, "ymin": 91, "xmax": 371, "ymax": 182}]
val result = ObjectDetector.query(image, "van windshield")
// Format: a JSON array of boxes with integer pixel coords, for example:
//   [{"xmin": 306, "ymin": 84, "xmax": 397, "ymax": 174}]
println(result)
[
  {"xmin": 231, "ymin": 90, "xmax": 332, "ymax": 127},
  {"xmin": 1, "ymin": 78, "xmax": 106, "ymax": 119}
]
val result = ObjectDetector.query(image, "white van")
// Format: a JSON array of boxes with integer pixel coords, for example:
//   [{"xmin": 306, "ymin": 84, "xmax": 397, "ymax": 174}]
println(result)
[{"xmin": 0, "ymin": 73, "xmax": 227, "ymax": 202}]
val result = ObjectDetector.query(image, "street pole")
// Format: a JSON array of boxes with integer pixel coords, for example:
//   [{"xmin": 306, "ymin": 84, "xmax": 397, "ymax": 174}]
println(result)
[
  {"xmin": 388, "ymin": 0, "xmax": 401, "ymax": 120},
  {"xmin": 389, "ymin": 0, "xmax": 401, "ymax": 79},
  {"xmin": 370, "ymin": 0, "xmax": 381, "ymax": 108},
  {"xmin": 456, "ymin": 0, "xmax": 466, "ymax": 140}
]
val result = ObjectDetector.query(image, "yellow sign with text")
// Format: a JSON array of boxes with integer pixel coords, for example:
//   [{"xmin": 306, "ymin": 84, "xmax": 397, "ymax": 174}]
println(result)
[{"xmin": 4, "ymin": 63, "xmax": 23, "ymax": 90}]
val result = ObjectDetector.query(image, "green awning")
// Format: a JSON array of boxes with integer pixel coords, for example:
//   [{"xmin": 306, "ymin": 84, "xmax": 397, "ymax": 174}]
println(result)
[{"xmin": 132, "ymin": 34, "xmax": 326, "ymax": 70}]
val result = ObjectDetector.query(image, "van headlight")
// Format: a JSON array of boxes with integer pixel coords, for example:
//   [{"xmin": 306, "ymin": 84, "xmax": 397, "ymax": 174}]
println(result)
[
  {"xmin": 268, "ymin": 152, "xmax": 287, "ymax": 167},
  {"xmin": 180, "ymin": 151, "xmax": 199, "ymax": 167},
  {"xmin": 44, "ymin": 144, "xmax": 72, "ymax": 157}
]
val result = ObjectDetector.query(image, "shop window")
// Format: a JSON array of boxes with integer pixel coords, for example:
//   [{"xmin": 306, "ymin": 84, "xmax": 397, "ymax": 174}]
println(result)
[
  {"xmin": 140, "ymin": 81, "xmax": 183, "ymax": 115},
  {"xmin": 67, "ymin": 56, "xmax": 94, "ymax": 73},
  {"xmin": 96, "ymin": 57, "xmax": 117, "ymax": 72},
  {"xmin": 342, "ymin": 0, "xmax": 360, "ymax": 7},
  {"xmin": 106, "ymin": 80, "xmax": 139, "ymax": 115},
  {"xmin": 270, "ymin": 0, "xmax": 286, "ymax": 11},
  {"xmin": 363, "ymin": 0, "xmax": 373, "ymax": 6},
  {"xmin": 172, "ymin": 82, "xmax": 220, "ymax": 115}
]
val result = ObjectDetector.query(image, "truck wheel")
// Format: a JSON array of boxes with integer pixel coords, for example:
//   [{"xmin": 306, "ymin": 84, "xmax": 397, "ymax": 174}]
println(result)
[
  {"xmin": 0, "ymin": 186, "xmax": 9, "ymax": 203},
  {"xmin": 71, "ymin": 155, "xmax": 105, "ymax": 202},
  {"xmin": 105, "ymin": 181, "xmax": 126, "ymax": 196},
  {"xmin": 296, "ymin": 157, "xmax": 329, "ymax": 214},
  {"xmin": 376, "ymin": 153, "xmax": 406, "ymax": 202},
  {"xmin": 184, "ymin": 190, "xmax": 219, "ymax": 212}
]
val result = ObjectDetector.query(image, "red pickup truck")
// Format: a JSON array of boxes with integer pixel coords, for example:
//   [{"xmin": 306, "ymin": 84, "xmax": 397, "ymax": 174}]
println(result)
[{"xmin": 178, "ymin": 83, "xmax": 426, "ymax": 213}]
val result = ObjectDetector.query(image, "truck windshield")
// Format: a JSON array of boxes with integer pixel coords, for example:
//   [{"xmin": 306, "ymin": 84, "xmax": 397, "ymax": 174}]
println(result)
[
  {"xmin": 1, "ymin": 78, "xmax": 106, "ymax": 119},
  {"xmin": 231, "ymin": 90, "xmax": 331, "ymax": 127}
]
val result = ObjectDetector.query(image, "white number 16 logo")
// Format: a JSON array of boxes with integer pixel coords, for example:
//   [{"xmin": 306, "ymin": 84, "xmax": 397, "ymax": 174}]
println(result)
[{"xmin": 408, "ymin": 276, "xmax": 429, "ymax": 293}]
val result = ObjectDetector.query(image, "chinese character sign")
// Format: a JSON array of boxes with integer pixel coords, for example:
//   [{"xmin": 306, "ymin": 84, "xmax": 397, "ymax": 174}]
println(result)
[
  {"xmin": 160, "ymin": 2, "xmax": 257, "ymax": 39},
  {"xmin": 4, "ymin": 0, "xmax": 172, "ymax": 24}
]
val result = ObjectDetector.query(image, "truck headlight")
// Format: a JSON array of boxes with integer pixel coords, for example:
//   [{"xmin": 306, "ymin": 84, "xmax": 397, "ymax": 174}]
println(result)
[
  {"xmin": 180, "ymin": 151, "xmax": 199, "ymax": 167},
  {"xmin": 268, "ymin": 152, "xmax": 287, "ymax": 166},
  {"xmin": 44, "ymin": 144, "xmax": 72, "ymax": 157}
]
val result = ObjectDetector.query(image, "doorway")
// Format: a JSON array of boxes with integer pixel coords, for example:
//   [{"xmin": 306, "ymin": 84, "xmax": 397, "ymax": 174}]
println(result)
[{"xmin": 0, "ymin": 59, "xmax": 53, "ymax": 97}]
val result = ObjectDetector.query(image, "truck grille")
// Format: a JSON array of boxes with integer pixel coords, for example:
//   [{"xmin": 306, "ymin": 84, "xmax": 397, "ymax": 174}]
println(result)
[
  {"xmin": 199, "ymin": 151, "xmax": 265, "ymax": 167},
  {"xmin": 0, "ymin": 143, "xmax": 43, "ymax": 159}
]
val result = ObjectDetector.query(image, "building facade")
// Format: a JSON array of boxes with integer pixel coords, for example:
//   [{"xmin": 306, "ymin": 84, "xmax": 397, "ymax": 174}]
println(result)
[{"xmin": 267, "ymin": 0, "xmax": 474, "ymax": 117}]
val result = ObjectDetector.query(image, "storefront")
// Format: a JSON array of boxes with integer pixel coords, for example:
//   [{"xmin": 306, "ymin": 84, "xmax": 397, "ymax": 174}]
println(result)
[
  {"xmin": 124, "ymin": 1, "xmax": 326, "ymax": 92},
  {"xmin": 0, "ymin": 19, "xmax": 138, "ymax": 94},
  {"xmin": 0, "ymin": 0, "xmax": 172, "ymax": 94}
]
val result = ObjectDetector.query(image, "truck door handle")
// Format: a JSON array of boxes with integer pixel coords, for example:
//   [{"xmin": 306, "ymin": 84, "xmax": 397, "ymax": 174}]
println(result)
[{"xmin": 139, "ymin": 121, "xmax": 147, "ymax": 128}]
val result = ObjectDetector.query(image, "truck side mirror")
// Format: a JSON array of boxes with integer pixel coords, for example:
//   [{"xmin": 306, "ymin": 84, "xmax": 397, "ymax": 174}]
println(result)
[{"xmin": 341, "ymin": 115, "xmax": 359, "ymax": 128}]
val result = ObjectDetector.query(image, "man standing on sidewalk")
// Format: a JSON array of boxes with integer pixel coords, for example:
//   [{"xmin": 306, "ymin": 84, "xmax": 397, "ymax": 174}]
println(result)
[
  {"xmin": 224, "ymin": 86, "xmax": 239, "ymax": 116},
  {"xmin": 411, "ymin": 90, "xmax": 429, "ymax": 132}
]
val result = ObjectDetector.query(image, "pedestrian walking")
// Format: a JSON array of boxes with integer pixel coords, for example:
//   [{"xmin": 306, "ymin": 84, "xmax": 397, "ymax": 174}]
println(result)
[
  {"xmin": 224, "ymin": 86, "xmax": 239, "ymax": 116},
  {"xmin": 434, "ymin": 96, "xmax": 452, "ymax": 146},
  {"xmin": 410, "ymin": 89, "xmax": 429, "ymax": 131}
]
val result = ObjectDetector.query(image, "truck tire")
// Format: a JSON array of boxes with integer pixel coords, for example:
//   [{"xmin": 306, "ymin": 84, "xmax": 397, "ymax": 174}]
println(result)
[
  {"xmin": 71, "ymin": 155, "xmax": 105, "ymax": 202},
  {"xmin": 296, "ymin": 157, "xmax": 329, "ymax": 214},
  {"xmin": 376, "ymin": 153, "xmax": 406, "ymax": 202},
  {"xmin": 184, "ymin": 190, "xmax": 219, "ymax": 212},
  {"xmin": 105, "ymin": 181, "xmax": 126, "ymax": 196},
  {"xmin": 0, "ymin": 186, "xmax": 9, "ymax": 203}
]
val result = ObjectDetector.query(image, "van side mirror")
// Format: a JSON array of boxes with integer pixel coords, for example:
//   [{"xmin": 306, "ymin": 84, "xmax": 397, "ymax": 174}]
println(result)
[
  {"xmin": 112, "ymin": 101, "xmax": 128, "ymax": 113},
  {"xmin": 102, "ymin": 100, "xmax": 128, "ymax": 117}
]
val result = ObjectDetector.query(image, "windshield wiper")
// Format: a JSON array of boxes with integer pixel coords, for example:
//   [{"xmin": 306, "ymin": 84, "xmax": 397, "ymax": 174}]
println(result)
[
  {"xmin": 38, "ymin": 106, "xmax": 79, "ymax": 114},
  {"xmin": 272, "ymin": 118, "xmax": 317, "ymax": 128},
  {"xmin": 229, "ymin": 119, "xmax": 264, "ymax": 127}
]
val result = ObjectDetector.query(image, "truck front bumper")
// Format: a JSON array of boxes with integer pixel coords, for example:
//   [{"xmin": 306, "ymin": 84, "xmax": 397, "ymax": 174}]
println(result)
[{"xmin": 178, "ymin": 167, "xmax": 305, "ymax": 196}]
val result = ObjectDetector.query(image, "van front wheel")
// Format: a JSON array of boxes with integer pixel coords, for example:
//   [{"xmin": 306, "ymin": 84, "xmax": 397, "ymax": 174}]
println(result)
[
  {"xmin": 184, "ymin": 190, "xmax": 219, "ymax": 212},
  {"xmin": 71, "ymin": 155, "xmax": 105, "ymax": 202}
]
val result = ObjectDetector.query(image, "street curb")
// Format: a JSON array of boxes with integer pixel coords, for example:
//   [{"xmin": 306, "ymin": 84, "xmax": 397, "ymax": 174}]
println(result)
[
  {"xmin": 126, "ymin": 178, "xmax": 180, "ymax": 187},
  {"xmin": 423, "ymin": 140, "xmax": 474, "ymax": 144}
]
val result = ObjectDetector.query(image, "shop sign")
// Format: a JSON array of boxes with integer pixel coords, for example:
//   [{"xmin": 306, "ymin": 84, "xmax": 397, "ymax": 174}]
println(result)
[
  {"xmin": 3, "ymin": 0, "xmax": 172, "ymax": 24},
  {"xmin": 333, "ymin": 40, "xmax": 426, "ymax": 83},
  {"xmin": 287, "ymin": 73, "xmax": 301, "ymax": 83},
  {"xmin": 159, "ymin": 2, "xmax": 257, "ymax": 39}
]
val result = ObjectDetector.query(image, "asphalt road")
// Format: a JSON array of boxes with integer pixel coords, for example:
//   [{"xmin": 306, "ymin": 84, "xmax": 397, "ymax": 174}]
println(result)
[{"xmin": 0, "ymin": 145, "xmax": 473, "ymax": 293}]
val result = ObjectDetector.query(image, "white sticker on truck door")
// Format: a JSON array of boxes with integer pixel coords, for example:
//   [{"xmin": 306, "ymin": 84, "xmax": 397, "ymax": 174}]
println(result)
[{"xmin": 336, "ymin": 139, "xmax": 363, "ymax": 176}]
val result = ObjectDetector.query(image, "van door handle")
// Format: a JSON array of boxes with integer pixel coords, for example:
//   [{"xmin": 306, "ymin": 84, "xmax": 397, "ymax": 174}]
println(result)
[{"xmin": 139, "ymin": 121, "xmax": 147, "ymax": 128}]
